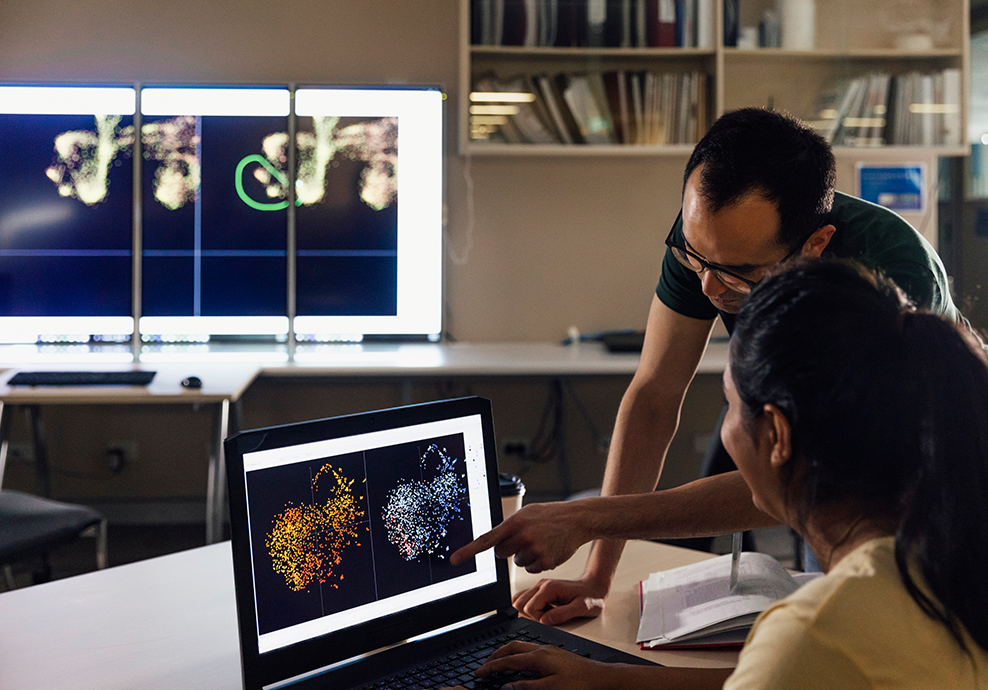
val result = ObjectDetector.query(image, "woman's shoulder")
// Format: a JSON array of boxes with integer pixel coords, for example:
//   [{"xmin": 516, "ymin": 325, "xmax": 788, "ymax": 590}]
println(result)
[{"xmin": 730, "ymin": 537, "xmax": 988, "ymax": 689}]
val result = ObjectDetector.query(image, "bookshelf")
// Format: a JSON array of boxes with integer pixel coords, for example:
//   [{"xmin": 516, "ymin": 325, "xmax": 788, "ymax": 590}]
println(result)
[{"xmin": 459, "ymin": 0, "xmax": 970, "ymax": 156}]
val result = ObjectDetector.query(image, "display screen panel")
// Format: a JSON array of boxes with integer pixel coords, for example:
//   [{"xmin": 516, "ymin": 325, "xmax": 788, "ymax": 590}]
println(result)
[
  {"xmin": 139, "ymin": 87, "xmax": 291, "ymax": 339},
  {"xmin": 240, "ymin": 412, "xmax": 496, "ymax": 655},
  {"xmin": 293, "ymin": 87, "xmax": 443, "ymax": 340},
  {"xmin": 0, "ymin": 85, "xmax": 136, "ymax": 342}
]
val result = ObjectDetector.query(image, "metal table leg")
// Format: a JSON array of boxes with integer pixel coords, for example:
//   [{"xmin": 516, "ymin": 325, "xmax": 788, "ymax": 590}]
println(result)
[
  {"xmin": 25, "ymin": 405, "xmax": 51, "ymax": 498},
  {"xmin": 205, "ymin": 399, "xmax": 230, "ymax": 544},
  {"xmin": 0, "ymin": 401, "xmax": 11, "ymax": 486}
]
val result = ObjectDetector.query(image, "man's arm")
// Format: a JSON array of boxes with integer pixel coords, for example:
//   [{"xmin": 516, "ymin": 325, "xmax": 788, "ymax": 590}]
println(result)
[
  {"xmin": 578, "ymin": 296, "xmax": 717, "ymax": 601},
  {"xmin": 452, "ymin": 472, "xmax": 777, "ymax": 573},
  {"xmin": 459, "ymin": 296, "xmax": 715, "ymax": 624},
  {"xmin": 452, "ymin": 297, "xmax": 779, "ymax": 624}
]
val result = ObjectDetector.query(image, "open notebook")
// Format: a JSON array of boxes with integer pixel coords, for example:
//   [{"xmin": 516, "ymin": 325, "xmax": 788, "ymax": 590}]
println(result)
[{"xmin": 224, "ymin": 397, "xmax": 655, "ymax": 689}]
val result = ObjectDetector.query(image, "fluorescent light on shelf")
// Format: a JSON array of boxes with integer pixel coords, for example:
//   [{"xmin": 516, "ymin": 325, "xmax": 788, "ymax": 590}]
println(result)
[
  {"xmin": 469, "ymin": 105, "xmax": 520, "ymax": 116},
  {"xmin": 842, "ymin": 117, "xmax": 886, "ymax": 128},
  {"xmin": 470, "ymin": 115, "xmax": 508, "ymax": 125},
  {"xmin": 469, "ymin": 91, "xmax": 535, "ymax": 103},
  {"xmin": 908, "ymin": 103, "xmax": 959, "ymax": 114}
]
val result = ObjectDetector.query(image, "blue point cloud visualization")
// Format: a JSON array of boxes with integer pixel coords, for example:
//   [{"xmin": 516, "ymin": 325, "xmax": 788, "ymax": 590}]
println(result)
[{"xmin": 248, "ymin": 433, "xmax": 475, "ymax": 636}]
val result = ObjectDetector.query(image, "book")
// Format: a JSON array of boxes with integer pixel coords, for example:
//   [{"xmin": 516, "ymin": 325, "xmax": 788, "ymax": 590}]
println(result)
[
  {"xmin": 605, "ymin": 0, "xmax": 634, "ymax": 47},
  {"xmin": 651, "ymin": 0, "xmax": 676, "ymax": 47},
  {"xmin": 630, "ymin": 72, "xmax": 645, "ymax": 143},
  {"xmin": 682, "ymin": 0, "xmax": 696, "ymax": 47},
  {"xmin": 634, "ymin": 0, "xmax": 648, "ymax": 47},
  {"xmin": 920, "ymin": 72, "xmax": 935, "ymax": 146},
  {"xmin": 942, "ymin": 68, "xmax": 962, "ymax": 146},
  {"xmin": 523, "ymin": 75, "xmax": 564, "ymax": 142},
  {"xmin": 537, "ymin": 74, "xmax": 577, "ymax": 143},
  {"xmin": 587, "ymin": 72, "xmax": 618, "ymax": 141},
  {"xmin": 499, "ymin": 76, "xmax": 561, "ymax": 144},
  {"xmin": 502, "ymin": 0, "xmax": 527, "ymax": 45},
  {"xmin": 562, "ymin": 73, "xmax": 616, "ymax": 143},
  {"xmin": 696, "ymin": 0, "xmax": 713, "ymax": 48},
  {"xmin": 603, "ymin": 71, "xmax": 632, "ymax": 144},
  {"xmin": 523, "ymin": 0, "xmax": 539, "ymax": 46},
  {"xmin": 864, "ymin": 72, "xmax": 891, "ymax": 146},
  {"xmin": 804, "ymin": 78, "xmax": 849, "ymax": 142},
  {"xmin": 828, "ymin": 75, "xmax": 867, "ymax": 145},
  {"xmin": 556, "ymin": 0, "xmax": 585, "ymax": 46},
  {"xmin": 723, "ymin": 0, "xmax": 739, "ymax": 47},
  {"xmin": 637, "ymin": 551, "xmax": 822, "ymax": 649},
  {"xmin": 587, "ymin": 0, "xmax": 607, "ymax": 47},
  {"xmin": 471, "ymin": 0, "xmax": 487, "ymax": 44}
]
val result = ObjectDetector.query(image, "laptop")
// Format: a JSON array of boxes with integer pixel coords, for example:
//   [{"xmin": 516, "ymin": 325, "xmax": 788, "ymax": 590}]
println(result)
[{"xmin": 224, "ymin": 396, "xmax": 657, "ymax": 690}]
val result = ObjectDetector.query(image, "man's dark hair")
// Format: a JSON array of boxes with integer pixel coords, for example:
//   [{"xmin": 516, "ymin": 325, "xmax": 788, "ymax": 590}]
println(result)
[{"xmin": 683, "ymin": 108, "xmax": 836, "ymax": 250}]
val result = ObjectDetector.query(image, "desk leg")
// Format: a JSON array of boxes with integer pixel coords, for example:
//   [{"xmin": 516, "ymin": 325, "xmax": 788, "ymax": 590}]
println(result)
[
  {"xmin": 0, "ymin": 402, "xmax": 10, "ymax": 486},
  {"xmin": 25, "ymin": 405, "xmax": 52, "ymax": 498},
  {"xmin": 551, "ymin": 379, "xmax": 572, "ymax": 499},
  {"xmin": 206, "ymin": 399, "xmax": 230, "ymax": 545}
]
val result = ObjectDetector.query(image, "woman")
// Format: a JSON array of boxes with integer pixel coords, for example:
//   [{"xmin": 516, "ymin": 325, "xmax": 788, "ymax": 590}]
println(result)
[{"xmin": 451, "ymin": 259, "xmax": 988, "ymax": 689}]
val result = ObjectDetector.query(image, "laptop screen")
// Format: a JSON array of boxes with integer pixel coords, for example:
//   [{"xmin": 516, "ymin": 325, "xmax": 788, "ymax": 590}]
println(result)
[{"xmin": 225, "ymin": 397, "xmax": 508, "ymax": 688}]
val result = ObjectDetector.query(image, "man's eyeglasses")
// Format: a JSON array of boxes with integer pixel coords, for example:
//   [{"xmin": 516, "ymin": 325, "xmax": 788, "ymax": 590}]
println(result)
[{"xmin": 664, "ymin": 212, "xmax": 806, "ymax": 295}]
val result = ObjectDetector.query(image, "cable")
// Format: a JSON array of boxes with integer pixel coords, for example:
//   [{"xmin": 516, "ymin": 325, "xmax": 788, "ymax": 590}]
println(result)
[{"xmin": 447, "ymin": 152, "xmax": 476, "ymax": 267}]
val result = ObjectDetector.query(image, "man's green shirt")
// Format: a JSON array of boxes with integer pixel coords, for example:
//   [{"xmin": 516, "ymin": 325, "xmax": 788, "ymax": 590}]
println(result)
[{"xmin": 656, "ymin": 191, "xmax": 959, "ymax": 333}]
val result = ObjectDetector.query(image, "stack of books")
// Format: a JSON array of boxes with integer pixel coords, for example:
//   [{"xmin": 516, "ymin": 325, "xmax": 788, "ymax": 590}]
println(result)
[
  {"xmin": 471, "ymin": 70, "xmax": 708, "ymax": 145},
  {"xmin": 471, "ymin": 0, "xmax": 715, "ymax": 49},
  {"xmin": 804, "ymin": 69, "xmax": 962, "ymax": 147}
]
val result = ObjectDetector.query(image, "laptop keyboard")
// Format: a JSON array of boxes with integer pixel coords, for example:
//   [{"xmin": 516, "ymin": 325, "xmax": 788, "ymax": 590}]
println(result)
[{"xmin": 360, "ymin": 627, "xmax": 576, "ymax": 690}]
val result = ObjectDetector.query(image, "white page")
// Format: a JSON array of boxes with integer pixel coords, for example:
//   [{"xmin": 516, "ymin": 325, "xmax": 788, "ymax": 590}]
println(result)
[{"xmin": 637, "ymin": 552, "xmax": 800, "ymax": 644}]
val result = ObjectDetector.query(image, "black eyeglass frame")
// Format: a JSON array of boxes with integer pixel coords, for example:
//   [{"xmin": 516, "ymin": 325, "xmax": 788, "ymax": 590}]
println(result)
[{"xmin": 663, "ymin": 211, "xmax": 812, "ymax": 294}]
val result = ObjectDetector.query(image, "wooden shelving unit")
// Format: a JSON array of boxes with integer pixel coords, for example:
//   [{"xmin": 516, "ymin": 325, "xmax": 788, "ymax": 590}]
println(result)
[{"xmin": 459, "ymin": 0, "xmax": 970, "ymax": 156}]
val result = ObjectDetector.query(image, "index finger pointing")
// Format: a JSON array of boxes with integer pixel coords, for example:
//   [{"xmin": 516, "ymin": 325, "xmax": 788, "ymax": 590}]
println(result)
[{"xmin": 450, "ymin": 523, "xmax": 512, "ymax": 566}]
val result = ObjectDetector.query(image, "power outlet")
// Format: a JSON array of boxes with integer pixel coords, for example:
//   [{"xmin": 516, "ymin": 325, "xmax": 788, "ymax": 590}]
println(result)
[
  {"xmin": 104, "ymin": 441, "xmax": 138, "ymax": 474},
  {"xmin": 5, "ymin": 442, "xmax": 35, "ymax": 464}
]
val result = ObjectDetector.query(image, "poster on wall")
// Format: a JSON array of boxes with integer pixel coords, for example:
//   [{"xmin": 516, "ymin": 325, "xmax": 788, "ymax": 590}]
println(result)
[{"xmin": 856, "ymin": 163, "xmax": 926, "ymax": 214}]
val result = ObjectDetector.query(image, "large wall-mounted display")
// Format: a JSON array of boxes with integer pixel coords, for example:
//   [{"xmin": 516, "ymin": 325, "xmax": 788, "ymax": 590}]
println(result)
[{"xmin": 0, "ymin": 83, "xmax": 444, "ymax": 343}]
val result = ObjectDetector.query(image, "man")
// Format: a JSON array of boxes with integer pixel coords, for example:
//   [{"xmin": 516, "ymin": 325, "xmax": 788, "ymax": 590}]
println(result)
[{"xmin": 451, "ymin": 107, "xmax": 961, "ymax": 626}]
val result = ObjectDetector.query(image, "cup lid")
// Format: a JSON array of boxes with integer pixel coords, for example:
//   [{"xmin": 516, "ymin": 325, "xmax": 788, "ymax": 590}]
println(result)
[{"xmin": 498, "ymin": 472, "xmax": 525, "ymax": 496}]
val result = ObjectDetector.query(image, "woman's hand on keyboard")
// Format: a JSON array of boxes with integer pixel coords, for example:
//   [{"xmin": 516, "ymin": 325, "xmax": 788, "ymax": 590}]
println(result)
[{"xmin": 471, "ymin": 640, "xmax": 613, "ymax": 690}]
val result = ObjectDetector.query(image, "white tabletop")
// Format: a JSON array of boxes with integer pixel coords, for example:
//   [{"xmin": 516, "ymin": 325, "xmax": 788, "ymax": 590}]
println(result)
[
  {"xmin": 0, "ymin": 544, "xmax": 242, "ymax": 690},
  {"xmin": 513, "ymin": 540, "xmax": 739, "ymax": 669},
  {"xmin": 0, "ymin": 540, "xmax": 735, "ymax": 690},
  {"xmin": 0, "ymin": 340, "xmax": 729, "ymax": 380},
  {"xmin": 0, "ymin": 362, "xmax": 260, "ymax": 405}
]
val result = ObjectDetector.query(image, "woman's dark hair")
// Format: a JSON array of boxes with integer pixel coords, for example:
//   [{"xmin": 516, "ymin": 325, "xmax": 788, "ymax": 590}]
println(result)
[
  {"xmin": 684, "ymin": 108, "xmax": 836, "ymax": 250},
  {"xmin": 730, "ymin": 258, "xmax": 988, "ymax": 653}
]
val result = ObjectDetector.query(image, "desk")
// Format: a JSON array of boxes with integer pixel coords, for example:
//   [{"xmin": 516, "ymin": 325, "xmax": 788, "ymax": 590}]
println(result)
[
  {"xmin": 0, "ymin": 363, "xmax": 260, "ymax": 544},
  {"xmin": 0, "ymin": 539, "xmax": 736, "ymax": 690},
  {"xmin": 514, "ymin": 541, "xmax": 739, "ymax": 669},
  {"xmin": 0, "ymin": 341, "xmax": 729, "ymax": 540}
]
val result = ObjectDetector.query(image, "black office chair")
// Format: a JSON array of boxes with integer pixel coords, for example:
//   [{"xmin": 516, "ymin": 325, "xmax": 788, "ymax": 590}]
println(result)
[{"xmin": 0, "ymin": 489, "xmax": 108, "ymax": 589}]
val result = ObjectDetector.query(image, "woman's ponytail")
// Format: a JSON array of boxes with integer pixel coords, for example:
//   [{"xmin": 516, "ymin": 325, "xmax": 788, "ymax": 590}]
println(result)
[{"xmin": 895, "ymin": 312, "xmax": 988, "ymax": 653}]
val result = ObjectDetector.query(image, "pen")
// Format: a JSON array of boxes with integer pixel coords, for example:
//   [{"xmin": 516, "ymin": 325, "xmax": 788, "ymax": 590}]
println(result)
[{"xmin": 729, "ymin": 531, "xmax": 742, "ymax": 592}]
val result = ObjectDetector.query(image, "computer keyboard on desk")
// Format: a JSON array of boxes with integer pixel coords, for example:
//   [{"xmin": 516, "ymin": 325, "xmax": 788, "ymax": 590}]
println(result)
[
  {"xmin": 359, "ymin": 628, "xmax": 561, "ymax": 690},
  {"xmin": 7, "ymin": 370, "xmax": 157, "ymax": 386}
]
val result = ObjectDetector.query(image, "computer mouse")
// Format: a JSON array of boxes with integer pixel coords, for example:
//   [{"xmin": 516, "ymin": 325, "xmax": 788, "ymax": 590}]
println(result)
[{"xmin": 181, "ymin": 376, "xmax": 203, "ymax": 389}]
